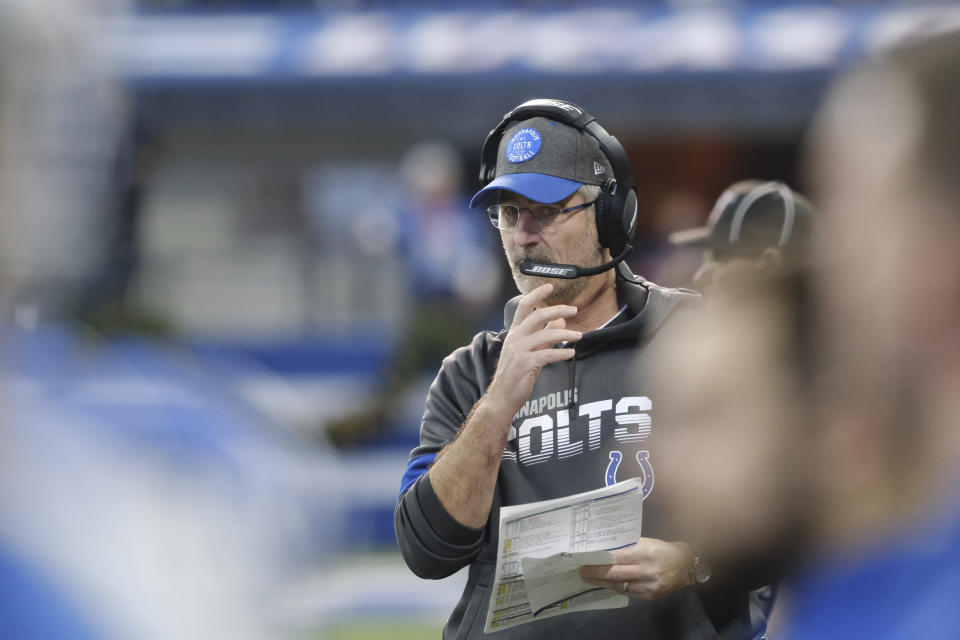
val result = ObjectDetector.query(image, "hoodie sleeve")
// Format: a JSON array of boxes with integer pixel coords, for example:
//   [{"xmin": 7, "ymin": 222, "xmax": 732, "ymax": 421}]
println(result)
[{"xmin": 394, "ymin": 332, "xmax": 497, "ymax": 579}]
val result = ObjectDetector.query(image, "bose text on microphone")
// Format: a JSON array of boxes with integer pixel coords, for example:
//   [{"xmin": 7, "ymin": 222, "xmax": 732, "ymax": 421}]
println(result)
[{"xmin": 519, "ymin": 245, "xmax": 634, "ymax": 280}]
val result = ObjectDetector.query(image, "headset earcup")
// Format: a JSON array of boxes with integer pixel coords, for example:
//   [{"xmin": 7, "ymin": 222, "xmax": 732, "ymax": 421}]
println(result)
[
  {"xmin": 597, "ymin": 178, "xmax": 632, "ymax": 254},
  {"xmin": 478, "ymin": 126, "xmax": 500, "ymax": 186}
]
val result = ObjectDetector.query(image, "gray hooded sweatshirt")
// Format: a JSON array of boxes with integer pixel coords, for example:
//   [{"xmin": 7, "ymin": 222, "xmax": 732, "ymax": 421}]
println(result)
[{"xmin": 395, "ymin": 265, "xmax": 762, "ymax": 640}]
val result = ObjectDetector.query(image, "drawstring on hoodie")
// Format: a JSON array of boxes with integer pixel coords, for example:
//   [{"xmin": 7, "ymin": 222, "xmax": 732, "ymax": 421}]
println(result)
[
  {"xmin": 562, "ymin": 301, "xmax": 628, "ymax": 414},
  {"xmin": 566, "ymin": 347, "xmax": 578, "ymax": 412}
]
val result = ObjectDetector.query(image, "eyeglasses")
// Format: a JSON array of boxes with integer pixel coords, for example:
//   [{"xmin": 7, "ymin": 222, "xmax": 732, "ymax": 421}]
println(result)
[{"xmin": 487, "ymin": 198, "xmax": 598, "ymax": 230}]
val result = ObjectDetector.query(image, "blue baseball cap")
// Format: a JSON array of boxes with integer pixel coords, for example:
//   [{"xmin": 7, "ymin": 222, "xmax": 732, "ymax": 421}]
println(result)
[{"xmin": 470, "ymin": 116, "xmax": 612, "ymax": 210}]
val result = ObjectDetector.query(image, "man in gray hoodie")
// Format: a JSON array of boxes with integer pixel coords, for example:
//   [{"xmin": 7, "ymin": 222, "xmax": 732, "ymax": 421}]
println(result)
[{"xmin": 395, "ymin": 99, "xmax": 761, "ymax": 639}]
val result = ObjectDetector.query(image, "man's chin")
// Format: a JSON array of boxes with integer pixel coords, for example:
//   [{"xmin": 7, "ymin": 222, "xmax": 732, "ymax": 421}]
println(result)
[
  {"xmin": 514, "ymin": 273, "xmax": 548, "ymax": 297},
  {"xmin": 512, "ymin": 270, "xmax": 582, "ymax": 305}
]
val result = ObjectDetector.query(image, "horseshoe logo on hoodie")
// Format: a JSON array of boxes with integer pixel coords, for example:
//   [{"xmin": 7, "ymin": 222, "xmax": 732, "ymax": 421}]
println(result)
[
  {"xmin": 605, "ymin": 450, "xmax": 655, "ymax": 499},
  {"xmin": 605, "ymin": 451, "xmax": 622, "ymax": 487}
]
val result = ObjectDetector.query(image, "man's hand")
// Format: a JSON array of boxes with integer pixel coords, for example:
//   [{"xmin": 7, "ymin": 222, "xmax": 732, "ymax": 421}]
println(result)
[
  {"xmin": 486, "ymin": 283, "xmax": 582, "ymax": 417},
  {"xmin": 578, "ymin": 538, "xmax": 695, "ymax": 601},
  {"xmin": 426, "ymin": 283, "xmax": 581, "ymax": 529}
]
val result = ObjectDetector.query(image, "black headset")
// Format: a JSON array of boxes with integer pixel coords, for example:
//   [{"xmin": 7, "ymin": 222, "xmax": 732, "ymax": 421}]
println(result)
[{"xmin": 478, "ymin": 99, "xmax": 639, "ymax": 257}]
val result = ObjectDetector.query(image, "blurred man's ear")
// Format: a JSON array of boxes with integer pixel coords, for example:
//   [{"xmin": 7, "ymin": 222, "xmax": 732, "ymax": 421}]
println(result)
[{"xmin": 757, "ymin": 248, "xmax": 783, "ymax": 271}]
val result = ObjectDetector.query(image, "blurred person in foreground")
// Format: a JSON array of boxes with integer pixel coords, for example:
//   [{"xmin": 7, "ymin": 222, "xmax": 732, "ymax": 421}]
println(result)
[
  {"xmin": 395, "ymin": 99, "xmax": 766, "ymax": 639},
  {"xmin": 648, "ymin": 272, "xmax": 816, "ymax": 635},
  {"xmin": 650, "ymin": 30, "xmax": 960, "ymax": 640},
  {"xmin": 669, "ymin": 180, "xmax": 817, "ymax": 298},
  {"xmin": 666, "ymin": 178, "xmax": 817, "ymax": 628},
  {"xmin": 786, "ymin": 27, "xmax": 960, "ymax": 640}
]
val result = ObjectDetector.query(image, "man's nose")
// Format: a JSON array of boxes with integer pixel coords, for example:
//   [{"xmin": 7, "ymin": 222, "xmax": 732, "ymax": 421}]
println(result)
[{"xmin": 512, "ymin": 210, "xmax": 541, "ymax": 247}]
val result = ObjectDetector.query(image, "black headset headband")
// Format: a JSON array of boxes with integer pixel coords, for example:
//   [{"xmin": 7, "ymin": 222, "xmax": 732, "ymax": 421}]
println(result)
[{"xmin": 478, "ymin": 99, "xmax": 635, "ymax": 197}]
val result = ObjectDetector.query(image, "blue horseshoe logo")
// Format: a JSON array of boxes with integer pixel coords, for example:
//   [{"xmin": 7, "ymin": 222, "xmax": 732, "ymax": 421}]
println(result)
[
  {"xmin": 636, "ymin": 450, "xmax": 654, "ymax": 499},
  {"xmin": 605, "ymin": 451, "xmax": 622, "ymax": 487},
  {"xmin": 605, "ymin": 450, "xmax": 655, "ymax": 499}
]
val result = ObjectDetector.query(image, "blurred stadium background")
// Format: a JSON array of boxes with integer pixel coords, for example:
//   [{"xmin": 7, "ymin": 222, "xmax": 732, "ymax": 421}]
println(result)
[{"xmin": 0, "ymin": 1, "xmax": 957, "ymax": 638}]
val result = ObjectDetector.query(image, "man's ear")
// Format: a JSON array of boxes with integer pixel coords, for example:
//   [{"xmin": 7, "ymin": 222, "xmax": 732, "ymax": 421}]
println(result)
[{"xmin": 757, "ymin": 248, "xmax": 783, "ymax": 271}]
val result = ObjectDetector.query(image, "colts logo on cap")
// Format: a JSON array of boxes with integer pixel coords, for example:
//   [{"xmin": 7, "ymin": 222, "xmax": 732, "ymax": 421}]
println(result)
[{"xmin": 505, "ymin": 128, "xmax": 541, "ymax": 164}]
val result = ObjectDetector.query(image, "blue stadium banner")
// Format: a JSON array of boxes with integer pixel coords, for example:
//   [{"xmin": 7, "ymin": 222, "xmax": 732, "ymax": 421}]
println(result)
[{"xmin": 98, "ymin": 6, "xmax": 960, "ymax": 83}]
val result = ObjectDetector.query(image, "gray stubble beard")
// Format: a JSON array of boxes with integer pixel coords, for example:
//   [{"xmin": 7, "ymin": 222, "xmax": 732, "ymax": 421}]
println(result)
[{"xmin": 505, "ymin": 238, "xmax": 605, "ymax": 306}]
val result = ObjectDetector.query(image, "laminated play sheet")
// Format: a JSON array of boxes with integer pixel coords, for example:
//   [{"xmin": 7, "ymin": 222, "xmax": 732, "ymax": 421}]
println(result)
[{"xmin": 484, "ymin": 478, "xmax": 643, "ymax": 633}]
